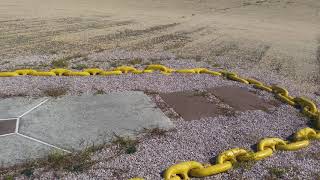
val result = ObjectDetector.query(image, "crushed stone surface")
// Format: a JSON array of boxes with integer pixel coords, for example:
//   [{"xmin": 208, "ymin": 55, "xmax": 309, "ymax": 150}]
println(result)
[{"xmin": 1, "ymin": 59, "xmax": 319, "ymax": 180}]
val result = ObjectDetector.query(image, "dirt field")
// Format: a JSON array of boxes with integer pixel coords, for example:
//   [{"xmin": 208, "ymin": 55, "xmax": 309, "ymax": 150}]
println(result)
[{"xmin": 0, "ymin": 0, "xmax": 320, "ymax": 86}]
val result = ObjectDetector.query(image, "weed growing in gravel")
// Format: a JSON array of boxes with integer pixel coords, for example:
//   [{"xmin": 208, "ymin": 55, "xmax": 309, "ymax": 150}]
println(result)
[
  {"xmin": 0, "ymin": 143, "xmax": 107, "ymax": 178},
  {"xmin": 47, "ymin": 150, "xmax": 94, "ymax": 172},
  {"xmin": 233, "ymin": 160, "xmax": 255, "ymax": 171},
  {"xmin": 128, "ymin": 58, "xmax": 143, "ymax": 65},
  {"xmin": 51, "ymin": 53, "xmax": 86, "ymax": 68},
  {"xmin": 48, "ymin": 143, "xmax": 104, "ymax": 172},
  {"xmin": 140, "ymin": 127, "xmax": 169, "ymax": 137},
  {"xmin": 267, "ymin": 167, "xmax": 287, "ymax": 178},
  {"xmin": 72, "ymin": 64, "xmax": 88, "ymax": 70},
  {"xmin": 4, "ymin": 175, "xmax": 14, "ymax": 180},
  {"xmin": 94, "ymin": 89, "xmax": 105, "ymax": 95},
  {"xmin": 42, "ymin": 87, "xmax": 69, "ymax": 97},
  {"xmin": 212, "ymin": 63, "xmax": 221, "ymax": 67},
  {"xmin": 111, "ymin": 134, "xmax": 139, "ymax": 154},
  {"xmin": 51, "ymin": 58, "xmax": 69, "ymax": 68},
  {"xmin": 20, "ymin": 167, "xmax": 33, "ymax": 177},
  {"xmin": 109, "ymin": 61, "xmax": 120, "ymax": 68}
]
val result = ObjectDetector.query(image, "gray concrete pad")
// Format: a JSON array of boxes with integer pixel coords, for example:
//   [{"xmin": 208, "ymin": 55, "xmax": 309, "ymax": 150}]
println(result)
[
  {"xmin": 0, "ymin": 134, "xmax": 54, "ymax": 166},
  {"xmin": 0, "ymin": 97, "xmax": 47, "ymax": 119},
  {"xmin": 19, "ymin": 91, "xmax": 173, "ymax": 151}
]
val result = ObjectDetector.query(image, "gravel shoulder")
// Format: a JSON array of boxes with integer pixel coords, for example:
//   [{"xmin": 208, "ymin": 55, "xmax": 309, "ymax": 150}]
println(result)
[{"xmin": 0, "ymin": 60, "xmax": 319, "ymax": 179}]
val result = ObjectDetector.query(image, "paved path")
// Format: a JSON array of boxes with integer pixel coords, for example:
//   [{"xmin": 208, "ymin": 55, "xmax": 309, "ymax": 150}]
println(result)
[{"xmin": 0, "ymin": 91, "xmax": 173, "ymax": 166}]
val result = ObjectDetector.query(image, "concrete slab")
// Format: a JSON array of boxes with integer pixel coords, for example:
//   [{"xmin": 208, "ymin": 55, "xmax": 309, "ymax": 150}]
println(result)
[
  {"xmin": 0, "ymin": 134, "xmax": 54, "ymax": 167},
  {"xmin": 19, "ymin": 91, "xmax": 173, "ymax": 151},
  {"xmin": 0, "ymin": 97, "xmax": 47, "ymax": 119}
]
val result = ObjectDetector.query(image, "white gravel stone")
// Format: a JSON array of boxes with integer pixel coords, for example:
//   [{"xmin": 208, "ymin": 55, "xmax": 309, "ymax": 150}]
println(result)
[{"xmin": 2, "ymin": 59, "xmax": 319, "ymax": 180}]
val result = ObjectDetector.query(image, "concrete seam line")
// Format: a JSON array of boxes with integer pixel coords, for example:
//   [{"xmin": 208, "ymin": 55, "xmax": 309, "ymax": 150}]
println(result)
[
  {"xmin": 17, "ymin": 133, "xmax": 71, "ymax": 153},
  {"xmin": 15, "ymin": 117, "xmax": 20, "ymax": 133},
  {"xmin": 18, "ymin": 98, "xmax": 50, "ymax": 118},
  {"xmin": 0, "ymin": 133, "xmax": 16, "ymax": 138}
]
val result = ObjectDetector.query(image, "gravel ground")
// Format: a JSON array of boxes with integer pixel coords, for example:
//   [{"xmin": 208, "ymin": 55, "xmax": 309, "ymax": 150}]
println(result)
[{"xmin": 1, "ymin": 59, "xmax": 320, "ymax": 180}]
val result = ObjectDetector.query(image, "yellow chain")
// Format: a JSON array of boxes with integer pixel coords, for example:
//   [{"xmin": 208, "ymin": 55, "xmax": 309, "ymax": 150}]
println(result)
[{"xmin": 0, "ymin": 64, "xmax": 318, "ymax": 180}]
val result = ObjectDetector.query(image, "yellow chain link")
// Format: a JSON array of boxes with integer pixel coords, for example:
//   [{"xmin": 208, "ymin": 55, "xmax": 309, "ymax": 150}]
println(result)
[
  {"xmin": 84, "ymin": 68, "xmax": 104, "ymax": 75},
  {"xmin": 163, "ymin": 161, "xmax": 203, "ymax": 180},
  {"xmin": 15, "ymin": 69, "xmax": 37, "ymax": 75},
  {"xmin": 220, "ymin": 70, "xmax": 249, "ymax": 84},
  {"xmin": 294, "ymin": 127, "xmax": 320, "ymax": 140},
  {"xmin": 0, "ymin": 72, "xmax": 19, "ymax": 77},
  {"xmin": 114, "ymin": 66, "xmax": 138, "ymax": 73},
  {"xmin": 63, "ymin": 71, "xmax": 90, "ymax": 76},
  {"xmin": 271, "ymin": 86, "xmax": 296, "ymax": 106},
  {"xmin": 50, "ymin": 68, "xmax": 71, "ymax": 76},
  {"xmin": 99, "ymin": 70, "xmax": 123, "ymax": 76},
  {"xmin": 189, "ymin": 162, "xmax": 232, "ymax": 177},
  {"xmin": 31, "ymin": 71, "xmax": 57, "ymax": 76}
]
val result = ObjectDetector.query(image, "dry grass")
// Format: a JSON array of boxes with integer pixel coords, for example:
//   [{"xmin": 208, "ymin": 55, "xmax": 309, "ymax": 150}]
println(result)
[
  {"xmin": 42, "ymin": 87, "xmax": 69, "ymax": 97},
  {"xmin": 140, "ymin": 127, "xmax": 172, "ymax": 137},
  {"xmin": 266, "ymin": 167, "xmax": 288, "ymax": 179},
  {"xmin": 111, "ymin": 134, "xmax": 139, "ymax": 154},
  {"xmin": 128, "ymin": 58, "xmax": 143, "ymax": 65},
  {"xmin": 51, "ymin": 58, "xmax": 69, "ymax": 68},
  {"xmin": 93, "ymin": 89, "xmax": 106, "ymax": 95},
  {"xmin": 71, "ymin": 64, "xmax": 88, "ymax": 70},
  {"xmin": 0, "ymin": 144, "xmax": 105, "ymax": 179}
]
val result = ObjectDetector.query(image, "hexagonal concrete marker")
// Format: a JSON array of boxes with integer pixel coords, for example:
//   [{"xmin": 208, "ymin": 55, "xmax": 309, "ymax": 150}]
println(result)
[
  {"xmin": 19, "ymin": 91, "xmax": 174, "ymax": 151},
  {"xmin": 0, "ymin": 97, "xmax": 48, "ymax": 119},
  {"xmin": 0, "ymin": 134, "xmax": 55, "ymax": 166}
]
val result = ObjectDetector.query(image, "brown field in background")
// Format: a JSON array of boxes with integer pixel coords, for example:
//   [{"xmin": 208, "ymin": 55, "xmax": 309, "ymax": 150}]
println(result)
[{"xmin": 0, "ymin": 0, "xmax": 319, "ymax": 87}]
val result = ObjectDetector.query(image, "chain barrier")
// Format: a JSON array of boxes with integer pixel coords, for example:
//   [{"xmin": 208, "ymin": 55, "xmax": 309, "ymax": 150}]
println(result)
[{"xmin": 0, "ymin": 65, "xmax": 319, "ymax": 180}]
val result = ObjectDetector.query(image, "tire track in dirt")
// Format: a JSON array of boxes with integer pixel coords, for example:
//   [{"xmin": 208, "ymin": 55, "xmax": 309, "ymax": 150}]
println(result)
[{"xmin": 0, "ymin": 17, "xmax": 135, "ymax": 59}]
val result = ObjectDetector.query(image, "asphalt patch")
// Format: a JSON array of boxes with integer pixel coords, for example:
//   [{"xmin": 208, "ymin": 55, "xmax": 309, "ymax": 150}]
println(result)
[
  {"xmin": 0, "ymin": 119, "xmax": 16, "ymax": 135},
  {"xmin": 209, "ymin": 86, "xmax": 275, "ymax": 111},
  {"xmin": 159, "ymin": 91, "xmax": 222, "ymax": 121},
  {"xmin": 160, "ymin": 86, "xmax": 278, "ymax": 121}
]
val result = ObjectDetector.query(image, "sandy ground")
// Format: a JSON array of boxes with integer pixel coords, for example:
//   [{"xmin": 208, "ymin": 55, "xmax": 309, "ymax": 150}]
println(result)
[{"xmin": 0, "ymin": 0, "xmax": 320, "ymax": 87}]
